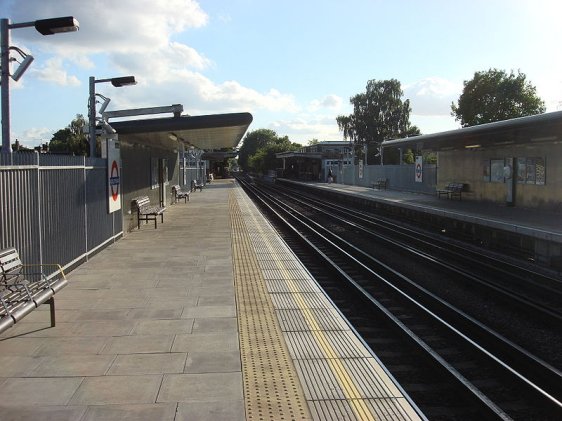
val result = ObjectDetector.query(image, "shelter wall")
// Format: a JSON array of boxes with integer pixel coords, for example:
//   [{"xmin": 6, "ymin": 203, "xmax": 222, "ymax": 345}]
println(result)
[
  {"xmin": 120, "ymin": 136, "xmax": 180, "ymax": 232},
  {"xmin": 438, "ymin": 143, "xmax": 561, "ymax": 209}
]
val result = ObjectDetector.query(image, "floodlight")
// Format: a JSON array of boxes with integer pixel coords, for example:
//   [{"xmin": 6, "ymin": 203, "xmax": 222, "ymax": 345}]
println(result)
[{"xmin": 11, "ymin": 54, "xmax": 34, "ymax": 82}]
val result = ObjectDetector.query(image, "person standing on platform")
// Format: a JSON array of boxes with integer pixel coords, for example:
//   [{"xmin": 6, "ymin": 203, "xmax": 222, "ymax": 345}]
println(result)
[{"xmin": 327, "ymin": 168, "xmax": 333, "ymax": 184}]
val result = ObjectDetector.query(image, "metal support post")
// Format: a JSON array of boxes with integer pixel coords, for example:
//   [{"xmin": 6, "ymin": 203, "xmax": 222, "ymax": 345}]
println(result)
[
  {"xmin": 1, "ymin": 19, "xmax": 11, "ymax": 154},
  {"xmin": 88, "ymin": 76, "xmax": 96, "ymax": 157}
]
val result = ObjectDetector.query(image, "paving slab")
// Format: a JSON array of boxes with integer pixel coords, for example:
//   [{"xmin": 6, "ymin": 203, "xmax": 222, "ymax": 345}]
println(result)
[
  {"xmin": 107, "ymin": 353, "xmax": 187, "ymax": 375},
  {"xmin": 0, "ymin": 405, "xmax": 88, "ymax": 421},
  {"xmin": 69, "ymin": 375, "xmax": 162, "ymax": 405},
  {"xmin": 157, "ymin": 372, "xmax": 243, "ymax": 402},
  {"xmin": 176, "ymin": 400, "xmax": 245, "ymax": 421},
  {"xmin": 81, "ymin": 403, "xmax": 177, "ymax": 421},
  {"xmin": 1, "ymin": 377, "xmax": 84, "ymax": 405}
]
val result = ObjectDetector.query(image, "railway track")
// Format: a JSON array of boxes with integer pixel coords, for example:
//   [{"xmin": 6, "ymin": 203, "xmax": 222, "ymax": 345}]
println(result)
[{"xmin": 237, "ymin": 176, "xmax": 562, "ymax": 420}]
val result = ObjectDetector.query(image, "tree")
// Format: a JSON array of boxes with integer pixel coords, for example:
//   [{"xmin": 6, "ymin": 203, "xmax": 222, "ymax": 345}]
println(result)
[
  {"xmin": 451, "ymin": 69, "xmax": 546, "ymax": 127},
  {"xmin": 237, "ymin": 129, "xmax": 278, "ymax": 171},
  {"xmin": 336, "ymin": 79, "xmax": 420, "ymax": 164},
  {"xmin": 49, "ymin": 114, "xmax": 89, "ymax": 155},
  {"xmin": 247, "ymin": 135, "xmax": 301, "ymax": 175}
]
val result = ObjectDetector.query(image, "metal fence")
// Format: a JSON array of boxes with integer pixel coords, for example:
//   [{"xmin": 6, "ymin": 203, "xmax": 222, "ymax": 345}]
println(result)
[
  {"xmin": 340, "ymin": 164, "xmax": 437, "ymax": 194},
  {"xmin": 0, "ymin": 152, "xmax": 122, "ymax": 274}
]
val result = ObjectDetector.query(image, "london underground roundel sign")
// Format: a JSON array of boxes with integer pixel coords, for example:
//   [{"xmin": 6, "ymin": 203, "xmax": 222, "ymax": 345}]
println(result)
[{"xmin": 110, "ymin": 160, "xmax": 120, "ymax": 201}]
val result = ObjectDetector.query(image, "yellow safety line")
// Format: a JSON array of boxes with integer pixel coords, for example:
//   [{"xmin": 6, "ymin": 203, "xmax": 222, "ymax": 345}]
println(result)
[
  {"xmin": 230, "ymin": 192, "xmax": 312, "ymax": 420},
  {"xmin": 246, "ymin": 203, "xmax": 376, "ymax": 421}
]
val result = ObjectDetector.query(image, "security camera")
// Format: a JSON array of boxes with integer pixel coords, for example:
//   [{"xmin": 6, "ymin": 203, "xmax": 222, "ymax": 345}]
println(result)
[{"xmin": 11, "ymin": 54, "xmax": 34, "ymax": 82}]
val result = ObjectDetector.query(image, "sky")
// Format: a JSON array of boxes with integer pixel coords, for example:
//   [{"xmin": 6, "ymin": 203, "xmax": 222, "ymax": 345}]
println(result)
[{"xmin": 3, "ymin": 0, "xmax": 562, "ymax": 148}]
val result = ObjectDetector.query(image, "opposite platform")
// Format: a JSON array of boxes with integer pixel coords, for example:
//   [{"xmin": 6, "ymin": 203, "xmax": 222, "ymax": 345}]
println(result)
[{"xmin": 0, "ymin": 179, "xmax": 423, "ymax": 420}]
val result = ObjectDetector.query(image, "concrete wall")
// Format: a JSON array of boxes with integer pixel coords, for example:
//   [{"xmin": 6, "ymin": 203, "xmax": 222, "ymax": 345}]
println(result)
[{"xmin": 438, "ymin": 142, "xmax": 561, "ymax": 209}]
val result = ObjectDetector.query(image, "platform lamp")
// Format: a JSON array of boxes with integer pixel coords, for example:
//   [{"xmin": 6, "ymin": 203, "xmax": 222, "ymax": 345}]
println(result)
[
  {"xmin": 1, "ymin": 16, "xmax": 79, "ymax": 154},
  {"xmin": 88, "ymin": 75, "xmax": 136, "ymax": 157}
]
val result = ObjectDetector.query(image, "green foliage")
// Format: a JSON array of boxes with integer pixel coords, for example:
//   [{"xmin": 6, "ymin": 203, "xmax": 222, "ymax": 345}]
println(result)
[
  {"xmin": 403, "ymin": 149, "xmax": 415, "ymax": 164},
  {"xmin": 336, "ymin": 79, "xmax": 420, "ymax": 164},
  {"xmin": 424, "ymin": 152, "xmax": 437, "ymax": 165},
  {"xmin": 247, "ymin": 136, "xmax": 301, "ymax": 175},
  {"xmin": 49, "ymin": 114, "xmax": 89, "ymax": 155},
  {"xmin": 307, "ymin": 138, "xmax": 319, "ymax": 145},
  {"xmin": 451, "ymin": 69, "xmax": 546, "ymax": 127},
  {"xmin": 237, "ymin": 129, "xmax": 278, "ymax": 171},
  {"xmin": 227, "ymin": 158, "xmax": 239, "ymax": 172},
  {"xmin": 238, "ymin": 129, "xmax": 300, "ymax": 174}
]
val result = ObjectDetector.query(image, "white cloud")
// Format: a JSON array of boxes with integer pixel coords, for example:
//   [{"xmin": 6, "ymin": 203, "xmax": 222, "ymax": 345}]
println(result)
[
  {"xmin": 10, "ymin": 0, "xmax": 208, "ymax": 55},
  {"xmin": 16, "ymin": 127, "xmax": 54, "ymax": 147},
  {"xmin": 267, "ymin": 115, "xmax": 343, "ymax": 144},
  {"xmin": 308, "ymin": 94, "xmax": 343, "ymax": 111},
  {"xmin": 404, "ymin": 77, "xmax": 462, "ymax": 116},
  {"xmin": 31, "ymin": 58, "xmax": 80, "ymax": 86}
]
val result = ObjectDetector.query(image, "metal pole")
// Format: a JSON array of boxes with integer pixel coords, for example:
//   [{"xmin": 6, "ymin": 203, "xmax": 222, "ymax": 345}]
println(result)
[
  {"xmin": 88, "ymin": 76, "xmax": 96, "ymax": 157},
  {"xmin": 1, "ymin": 19, "xmax": 12, "ymax": 154}
]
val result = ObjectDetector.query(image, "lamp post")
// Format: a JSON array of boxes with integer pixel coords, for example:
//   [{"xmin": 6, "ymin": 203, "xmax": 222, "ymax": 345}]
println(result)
[
  {"xmin": 88, "ymin": 75, "xmax": 136, "ymax": 157},
  {"xmin": 1, "ymin": 16, "xmax": 79, "ymax": 154}
]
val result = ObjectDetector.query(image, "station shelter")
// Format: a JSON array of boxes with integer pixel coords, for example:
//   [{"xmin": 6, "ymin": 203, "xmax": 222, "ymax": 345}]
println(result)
[
  {"xmin": 276, "ymin": 141, "xmax": 352, "ymax": 182},
  {"xmin": 110, "ymin": 112, "xmax": 252, "ymax": 232},
  {"xmin": 382, "ymin": 111, "xmax": 562, "ymax": 210}
]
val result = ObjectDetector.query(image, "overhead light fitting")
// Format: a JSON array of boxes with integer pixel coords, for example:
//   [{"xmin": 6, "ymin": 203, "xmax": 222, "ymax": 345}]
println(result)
[
  {"xmin": 2, "ymin": 15, "xmax": 79, "ymax": 154},
  {"xmin": 34, "ymin": 16, "xmax": 79, "ymax": 35},
  {"xmin": 110, "ymin": 76, "xmax": 136, "ymax": 87}
]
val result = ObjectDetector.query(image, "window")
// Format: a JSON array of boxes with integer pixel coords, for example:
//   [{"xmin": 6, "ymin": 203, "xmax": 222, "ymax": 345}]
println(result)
[{"xmin": 490, "ymin": 159, "xmax": 505, "ymax": 183}]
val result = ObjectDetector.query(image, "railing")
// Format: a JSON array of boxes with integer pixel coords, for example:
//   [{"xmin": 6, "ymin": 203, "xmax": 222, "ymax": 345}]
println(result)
[{"xmin": 0, "ymin": 152, "xmax": 122, "ymax": 274}]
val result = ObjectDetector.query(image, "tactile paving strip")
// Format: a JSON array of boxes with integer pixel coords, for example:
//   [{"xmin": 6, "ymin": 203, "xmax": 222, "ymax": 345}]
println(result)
[
  {"xmin": 230, "ymin": 192, "xmax": 311, "ymax": 420},
  {"xmin": 234, "ymin": 185, "xmax": 423, "ymax": 421}
]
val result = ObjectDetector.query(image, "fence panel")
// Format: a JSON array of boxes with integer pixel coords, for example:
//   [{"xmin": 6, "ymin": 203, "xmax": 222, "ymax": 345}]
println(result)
[{"xmin": 1, "ymin": 153, "xmax": 122, "ymax": 271}]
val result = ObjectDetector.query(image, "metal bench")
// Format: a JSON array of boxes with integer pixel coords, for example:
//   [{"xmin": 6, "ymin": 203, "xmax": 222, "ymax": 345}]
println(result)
[
  {"xmin": 372, "ymin": 178, "xmax": 389, "ymax": 190},
  {"xmin": 191, "ymin": 179, "xmax": 204, "ymax": 192},
  {"xmin": 437, "ymin": 182, "xmax": 464, "ymax": 200},
  {"xmin": 0, "ymin": 247, "xmax": 67, "ymax": 334},
  {"xmin": 171, "ymin": 184, "xmax": 190, "ymax": 203},
  {"xmin": 132, "ymin": 196, "xmax": 166, "ymax": 229}
]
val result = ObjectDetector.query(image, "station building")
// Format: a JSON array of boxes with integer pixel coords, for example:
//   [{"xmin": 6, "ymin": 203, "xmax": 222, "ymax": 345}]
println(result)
[{"xmin": 276, "ymin": 141, "xmax": 352, "ymax": 182}]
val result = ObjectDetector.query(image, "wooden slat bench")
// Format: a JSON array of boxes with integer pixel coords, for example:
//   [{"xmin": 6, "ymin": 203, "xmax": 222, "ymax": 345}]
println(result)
[
  {"xmin": 171, "ymin": 184, "xmax": 190, "ymax": 203},
  {"xmin": 371, "ymin": 178, "xmax": 389, "ymax": 190},
  {"xmin": 437, "ymin": 182, "xmax": 464, "ymax": 200},
  {"xmin": 191, "ymin": 179, "xmax": 204, "ymax": 192},
  {"xmin": 0, "ymin": 247, "xmax": 67, "ymax": 334},
  {"xmin": 132, "ymin": 196, "xmax": 166, "ymax": 229}
]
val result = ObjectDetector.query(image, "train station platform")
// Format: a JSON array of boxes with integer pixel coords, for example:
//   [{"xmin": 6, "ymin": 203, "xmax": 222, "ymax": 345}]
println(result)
[
  {"xmin": 279, "ymin": 179, "xmax": 562, "ymax": 269},
  {"xmin": 0, "ymin": 179, "xmax": 423, "ymax": 421}
]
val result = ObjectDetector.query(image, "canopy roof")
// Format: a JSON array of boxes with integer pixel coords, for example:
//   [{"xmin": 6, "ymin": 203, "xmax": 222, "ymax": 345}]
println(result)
[
  {"xmin": 382, "ymin": 111, "xmax": 562, "ymax": 151},
  {"xmin": 111, "ymin": 112, "xmax": 253, "ymax": 151}
]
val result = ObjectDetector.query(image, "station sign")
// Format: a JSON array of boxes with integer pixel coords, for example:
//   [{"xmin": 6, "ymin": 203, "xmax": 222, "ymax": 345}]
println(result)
[
  {"xmin": 107, "ymin": 138, "xmax": 121, "ymax": 213},
  {"xmin": 415, "ymin": 156, "xmax": 423, "ymax": 183}
]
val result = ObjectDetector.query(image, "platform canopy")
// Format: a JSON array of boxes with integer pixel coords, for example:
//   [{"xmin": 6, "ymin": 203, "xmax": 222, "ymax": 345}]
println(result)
[
  {"xmin": 382, "ymin": 111, "xmax": 562, "ymax": 152},
  {"xmin": 110, "ymin": 112, "xmax": 253, "ymax": 151}
]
